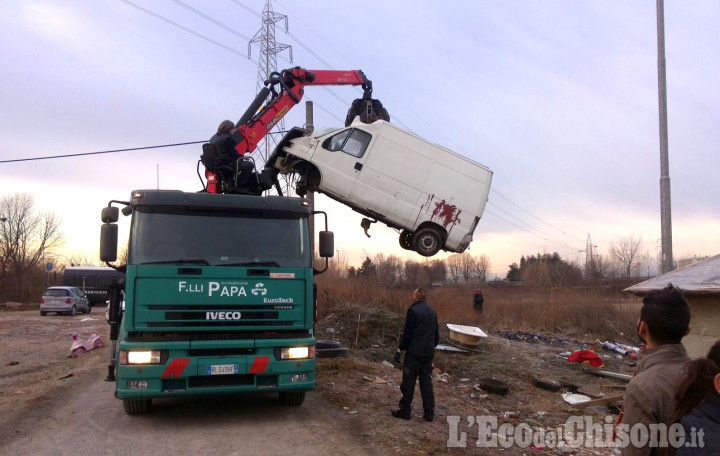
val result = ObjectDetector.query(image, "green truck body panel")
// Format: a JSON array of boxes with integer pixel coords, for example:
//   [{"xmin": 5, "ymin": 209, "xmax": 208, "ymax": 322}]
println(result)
[{"xmin": 111, "ymin": 190, "xmax": 318, "ymax": 402}]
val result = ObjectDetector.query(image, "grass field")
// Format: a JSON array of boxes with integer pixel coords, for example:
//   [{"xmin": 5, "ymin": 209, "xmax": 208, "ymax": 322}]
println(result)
[{"xmin": 314, "ymin": 274, "xmax": 643, "ymax": 346}]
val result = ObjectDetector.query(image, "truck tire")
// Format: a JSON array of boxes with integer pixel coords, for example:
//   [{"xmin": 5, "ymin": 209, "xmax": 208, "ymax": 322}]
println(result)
[
  {"xmin": 413, "ymin": 227, "xmax": 443, "ymax": 257},
  {"xmin": 123, "ymin": 398, "xmax": 152, "ymax": 415},
  {"xmin": 478, "ymin": 377, "xmax": 509, "ymax": 396},
  {"xmin": 279, "ymin": 391, "xmax": 305, "ymax": 406}
]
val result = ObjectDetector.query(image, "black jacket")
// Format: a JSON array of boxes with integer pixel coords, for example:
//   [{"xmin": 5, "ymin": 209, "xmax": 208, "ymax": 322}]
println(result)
[
  {"xmin": 675, "ymin": 393, "xmax": 720, "ymax": 455},
  {"xmin": 398, "ymin": 300, "xmax": 439, "ymax": 357},
  {"xmin": 209, "ymin": 132, "xmax": 241, "ymax": 159}
]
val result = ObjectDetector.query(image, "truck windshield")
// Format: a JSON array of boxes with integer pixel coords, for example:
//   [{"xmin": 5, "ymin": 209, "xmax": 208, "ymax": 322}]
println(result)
[{"xmin": 129, "ymin": 210, "xmax": 310, "ymax": 268}]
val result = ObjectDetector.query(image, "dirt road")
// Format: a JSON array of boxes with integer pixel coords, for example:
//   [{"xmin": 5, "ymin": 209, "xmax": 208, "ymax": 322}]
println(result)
[{"xmin": 0, "ymin": 311, "xmax": 378, "ymax": 456}]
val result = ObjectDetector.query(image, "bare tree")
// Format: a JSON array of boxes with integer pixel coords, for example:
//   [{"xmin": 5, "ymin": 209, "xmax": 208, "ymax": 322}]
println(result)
[
  {"xmin": 374, "ymin": 252, "xmax": 402, "ymax": 288},
  {"xmin": 0, "ymin": 193, "xmax": 63, "ymax": 301},
  {"xmin": 447, "ymin": 254, "xmax": 462, "ymax": 283},
  {"xmin": 609, "ymin": 235, "xmax": 643, "ymax": 278},
  {"xmin": 472, "ymin": 254, "xmax": 491, "ymax": 283},
  {"xmin": 460, "ymin": 253, "xmax": 475, "ymax": 282}
]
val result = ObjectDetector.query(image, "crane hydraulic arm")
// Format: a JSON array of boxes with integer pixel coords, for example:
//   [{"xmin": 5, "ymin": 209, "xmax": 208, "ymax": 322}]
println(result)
[
  {"xmin": 203, "ymin": 67, "xmax": 375, "ymax": 194},
  {"xmin": 230, "ymin": 67, "xmax": 373, "ymax": 157}
]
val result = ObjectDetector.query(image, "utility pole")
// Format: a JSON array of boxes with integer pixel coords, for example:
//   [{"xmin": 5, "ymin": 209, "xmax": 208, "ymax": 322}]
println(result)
[
  {"xmin": 306, "ymin": 101, "xmax": 315, "ymax": 256},
  {"xmin": 656, "ymin": 0, "xmax": 673, "ymax": 273},
  {"xmin": 249, "ymin": 0, "xmax": 292, "ymax": 189}
]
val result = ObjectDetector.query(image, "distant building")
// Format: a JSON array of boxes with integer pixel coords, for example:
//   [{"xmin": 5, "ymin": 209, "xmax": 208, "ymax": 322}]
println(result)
[{"xmin": 625, "ymin": 254, "xmax": 720, "ymax": 359}]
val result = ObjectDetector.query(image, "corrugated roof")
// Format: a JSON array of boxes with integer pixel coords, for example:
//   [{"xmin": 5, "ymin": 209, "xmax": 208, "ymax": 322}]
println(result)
[{"xmin": 625, "ymin": 254, "xmax": 720, "ymax": 296}]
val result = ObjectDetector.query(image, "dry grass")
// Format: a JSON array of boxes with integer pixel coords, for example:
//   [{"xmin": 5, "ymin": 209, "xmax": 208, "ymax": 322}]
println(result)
[{"xmin": 314, "ymin": 275, "xmax": 642, "ymax": 346}]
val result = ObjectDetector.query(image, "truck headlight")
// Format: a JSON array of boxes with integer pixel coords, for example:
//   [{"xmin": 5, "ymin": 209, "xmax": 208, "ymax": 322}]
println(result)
[
  {"xmin": 280, "ymin": 346, "xmax": 314, "ymax": 360},
  {"xmin": 121, "ymin": 350, "xmax": 163, "ymax": 365}
]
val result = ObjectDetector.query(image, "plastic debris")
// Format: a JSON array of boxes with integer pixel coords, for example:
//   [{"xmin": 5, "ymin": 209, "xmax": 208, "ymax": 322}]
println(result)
[{"xmin": 562, "ymin": 392, "xmax": 592, "ymax": 405}]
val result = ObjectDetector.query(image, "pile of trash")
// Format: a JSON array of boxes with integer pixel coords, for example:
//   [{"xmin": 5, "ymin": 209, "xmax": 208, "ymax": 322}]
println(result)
[{"xmin": 598, "ymin": 340, "xmax": 640, "ymax": 358}]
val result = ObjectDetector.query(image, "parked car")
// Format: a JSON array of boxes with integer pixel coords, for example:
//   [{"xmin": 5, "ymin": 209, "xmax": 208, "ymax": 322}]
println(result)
[
  {"xmin": 105, "ymin": 291, "xmax": 125, "ymax": 323},
  {"xmin": 40, "ymin": 286, "xmax": 91, "ymax": 316}
]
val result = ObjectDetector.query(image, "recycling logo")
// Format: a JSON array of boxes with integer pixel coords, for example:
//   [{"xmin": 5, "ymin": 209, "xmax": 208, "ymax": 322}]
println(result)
[{"xmin": 252, "ymin": 283, "xmax": 267, "ymax": 296}]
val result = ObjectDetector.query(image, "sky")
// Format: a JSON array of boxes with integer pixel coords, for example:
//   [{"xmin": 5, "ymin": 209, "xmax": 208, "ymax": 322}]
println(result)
[{"xmin": 1, "ymin": 1, "xmax": 718, "ymax": 278}]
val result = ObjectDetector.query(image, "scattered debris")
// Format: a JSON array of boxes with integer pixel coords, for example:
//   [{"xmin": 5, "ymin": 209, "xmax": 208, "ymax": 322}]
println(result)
[
  {"xmin": 477, "ymin": 377, "xmax": 509, "ymax": 396},
  {"xmin": 435, "ymin": 344, "xmax": 468, "ymax": 353},
  {"xmin": 582, "ymin": 368, "xmax": 633, "ymax": 382},
  {"xmin": 571, "ymin": 395, "xmax": 625, "ymax": 409},
  {"xmin": 531, "ymin": 377, "xmax": 562, "ymax": 392},
  {"xmin": 446, "ymin": 324, "xmax": 487, "ymax": 347},
  {"xmin": 566, "ymin": 349, "xmax": 604, "ymax": 368},
  {"xmin": 6, "ymin": 361, "xmax": 19, "ymax": 366},
  {"xmin": 381, "ymin": 360, "xmax": 395, "ymax": 369},
  {"xmin": 494, "ymin": 330, "xmax": 579, "ymax": 348},
  {"xmin": 562, "ymin": 392, "xmax": 591, "ymax": 405}
]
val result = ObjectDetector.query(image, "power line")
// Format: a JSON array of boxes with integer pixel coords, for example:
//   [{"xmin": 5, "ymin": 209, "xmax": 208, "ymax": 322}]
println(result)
[
  {"xmin": 491, "ymin": 188, "xmax": 587, "ymax": 244},
  {"xmin": 0, "ymin": 141, "xmax": 205, "ymax": 164},
  {"xmin": 484, "ymin": 207, "xmax": 582, "ymax": 253},
  {"xmin": 118, "ymin": 0, "xmax": 250, "ymax": 58},
  {"xmin": 170, "ymin": 0, "xmax": 252, "ymax": 41}
]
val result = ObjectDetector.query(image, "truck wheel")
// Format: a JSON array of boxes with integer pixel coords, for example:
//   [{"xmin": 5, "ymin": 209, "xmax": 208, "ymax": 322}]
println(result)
[
  {"xmin": 399, "ymin": 230, "xmax": 413, "ymax": 250},
  {"xmin": 123, "ymin": 399, "xmax": 152, "ymax": 415},
  {"xmin": 279, "ymin": 392, "xmax": 305, "ymax": 406},
  {"xmin": 413, "ymin": 227, "xmax": 442, "ymax": 257},
  {"xmin": 40, "ymin": 311, "xmax": 47, "ymax": 316}
]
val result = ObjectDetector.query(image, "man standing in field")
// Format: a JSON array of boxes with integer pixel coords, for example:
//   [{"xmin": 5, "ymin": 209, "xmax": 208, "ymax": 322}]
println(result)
[
  {"xmin": 391, "ymin": 287, "xmax": 439, "ymax": 422},
  {"xmin": 620, "ymin": 284, "xmax": 691, "ymax": 456}
]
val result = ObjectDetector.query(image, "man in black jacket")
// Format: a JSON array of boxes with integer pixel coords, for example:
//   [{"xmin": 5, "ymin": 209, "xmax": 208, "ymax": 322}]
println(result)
[
  {"xmin": 392, "ymin": 287, "xmax": 439, "ymax": 422},
  {"xmin": 209, "ymin": 119, "xmax": 254, "ymax": 187}
]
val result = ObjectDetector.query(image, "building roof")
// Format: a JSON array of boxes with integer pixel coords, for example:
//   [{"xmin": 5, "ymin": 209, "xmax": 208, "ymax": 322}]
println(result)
[{"xmin": 625, "ymin": 254, "xmax": 720, "ymax": 296}]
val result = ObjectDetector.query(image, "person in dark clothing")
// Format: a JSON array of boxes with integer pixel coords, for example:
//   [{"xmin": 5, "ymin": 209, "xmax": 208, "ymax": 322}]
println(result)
[
  {"xmin": 669, "ymin": 339, "xmax": 720, "ymax": 456},
  {"xmin": 473, "ymin": 288, "xmax": 484, "ymax": 311},
  {"xmin": 391, "ymin": 288, "xmax": 439, "ymax": 422},
  {"xmin": 209, "ymin": 119, "xmax": 254, "ymax": 187}
]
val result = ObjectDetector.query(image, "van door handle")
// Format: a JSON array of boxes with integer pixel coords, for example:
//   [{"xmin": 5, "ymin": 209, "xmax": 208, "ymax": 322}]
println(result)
[{"xmin": 354, "ymin": 162, "xmax": 363, "ymax": 171}]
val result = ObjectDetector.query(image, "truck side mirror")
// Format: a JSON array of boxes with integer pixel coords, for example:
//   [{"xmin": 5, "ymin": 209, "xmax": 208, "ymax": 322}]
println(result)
[
  {"xmin": 101, "ymin": 206, "xmax": 119, "ymax": 223},
  {"xmin": 318, "ymin": 231, "xmax": 334, "ymax": 258},
  {"xmin": 100, "ymin": 224, "xmax": 118, "ymax": 262}
]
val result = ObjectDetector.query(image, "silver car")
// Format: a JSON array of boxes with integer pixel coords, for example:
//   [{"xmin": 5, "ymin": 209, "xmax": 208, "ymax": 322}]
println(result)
[{"xmin": 40, "ymin": 286, "xmax": 91, "ymax": 316}]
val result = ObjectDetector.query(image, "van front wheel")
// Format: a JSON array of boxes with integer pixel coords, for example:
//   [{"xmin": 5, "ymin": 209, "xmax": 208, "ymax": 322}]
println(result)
[{"xmin": 413, "ymin": 227, "xmax": 442, "ymax": 257}]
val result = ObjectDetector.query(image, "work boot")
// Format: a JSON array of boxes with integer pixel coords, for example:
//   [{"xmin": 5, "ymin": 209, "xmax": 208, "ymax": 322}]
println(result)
[
  {"xmin": 423, "ymin": 413, "xmax": 434, "ymax": 422},
  {"xmin": 390, "ymin": 409, "xmax": 411, "ymax": 420}
]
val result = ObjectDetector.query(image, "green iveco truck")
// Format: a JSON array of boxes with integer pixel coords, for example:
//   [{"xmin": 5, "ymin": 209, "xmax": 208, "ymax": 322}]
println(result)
[{"xmin": 100, "ymin": 190, "xmax": 333, "ymax": 414}]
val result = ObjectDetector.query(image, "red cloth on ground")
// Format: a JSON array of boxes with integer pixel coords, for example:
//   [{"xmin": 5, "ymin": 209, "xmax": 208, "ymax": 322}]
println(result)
[{"xmin": 567, "ymin": 349, "xmax": 605, "ymax": 368}]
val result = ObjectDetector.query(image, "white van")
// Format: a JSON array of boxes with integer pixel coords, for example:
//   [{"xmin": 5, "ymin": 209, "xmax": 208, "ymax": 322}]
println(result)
[{"xmin": 267, "ymin": 119, "xmax": 493, "ymax": 256}]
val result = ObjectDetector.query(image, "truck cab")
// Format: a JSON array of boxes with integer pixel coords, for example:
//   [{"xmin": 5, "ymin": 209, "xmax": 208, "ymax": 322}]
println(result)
[{"xmin": 100, "ymin": 190, "xmax": 333, "ymax": 414}]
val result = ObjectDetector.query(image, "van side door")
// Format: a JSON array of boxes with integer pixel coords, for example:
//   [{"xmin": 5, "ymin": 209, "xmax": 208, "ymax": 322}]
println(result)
[{"xmin": 313, "ymin": 128, "xmax": 372, "ymax": 200}]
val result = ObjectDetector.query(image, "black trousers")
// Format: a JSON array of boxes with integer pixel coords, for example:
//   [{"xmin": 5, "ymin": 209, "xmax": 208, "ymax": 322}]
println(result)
[{"xmin": 398, "ymin": 353, "xmax": 434, "ymax": 416}]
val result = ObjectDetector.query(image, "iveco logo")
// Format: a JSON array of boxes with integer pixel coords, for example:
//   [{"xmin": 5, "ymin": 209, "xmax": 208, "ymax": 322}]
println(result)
[
  {"xmin": 251, "ymin": 283, "xmax": 267, "ymax": 296},
  {"xmin": 205, "ymin": 311, "xmax": 242, "ymax": 320}
]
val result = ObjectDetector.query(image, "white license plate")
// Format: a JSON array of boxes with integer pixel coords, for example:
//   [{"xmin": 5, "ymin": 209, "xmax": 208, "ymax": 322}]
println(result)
[{"xmin": 207, "ymin": 364, "xmax": 239, "ymax": 375}]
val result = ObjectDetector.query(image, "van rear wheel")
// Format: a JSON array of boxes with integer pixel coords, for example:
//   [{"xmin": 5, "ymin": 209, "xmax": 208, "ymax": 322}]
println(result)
[{"xmin": 413, "ymin": 227, "xmax": 442, "ymax": 257}]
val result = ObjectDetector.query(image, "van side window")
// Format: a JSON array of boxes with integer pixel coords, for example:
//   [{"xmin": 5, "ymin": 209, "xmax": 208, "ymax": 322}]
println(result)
[
  {"xmin": 321, "ymin": 129, "xmax": 372, "ymax": 158},
  {"xmin": 322, "ymin": 130, "xmax": 350, "ymax": 152}
]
